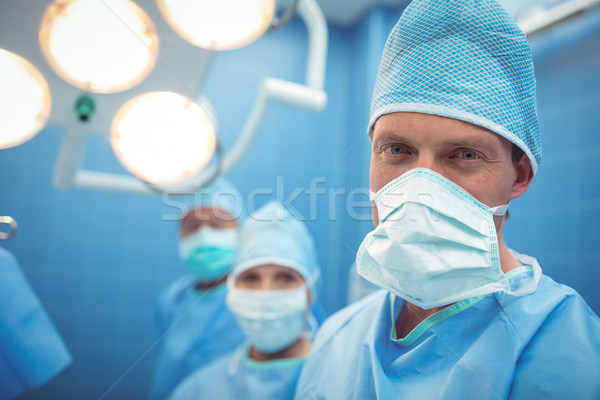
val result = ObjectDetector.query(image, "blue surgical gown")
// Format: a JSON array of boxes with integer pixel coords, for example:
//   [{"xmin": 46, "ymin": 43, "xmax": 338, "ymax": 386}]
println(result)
[
  {"xmin": 169, "ymin": 345, "xmax": 305, "ymax": 400},
  {"xmin": 151, "ymin": 274, "xmax": 245, "ymax": 399},
  {"xmin": 295, "ymin": 254, "xmax": 600, "ymax": 399},
  {"xmin": 0, "ymin": 247, "xmax": 71, "ymax": 400}
]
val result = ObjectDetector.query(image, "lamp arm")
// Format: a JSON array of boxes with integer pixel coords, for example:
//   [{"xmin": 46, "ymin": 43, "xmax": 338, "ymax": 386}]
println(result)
[
  {"xmin": 299, "ymin": 0, "xmax": 328, "ymax": 90},
  {"xmin": 53, "ymin": 125, "xmax": 86, "ymax": 190},
  {"xmin": 518, "ymin": 0, "xmax": 600, "ymax": 35},
  {"xmin": 186, "ymin": 0, "xmax": 328, "ymax": 190}
]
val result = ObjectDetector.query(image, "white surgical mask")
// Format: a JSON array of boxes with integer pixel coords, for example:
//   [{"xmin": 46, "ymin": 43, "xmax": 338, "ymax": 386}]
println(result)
[
  {"xmin": 357, "ymin": 168, "xmax": 541, "ymax": 309},
  {"xmin": 179, "ymin": 227, "xmax": 239, "ymax": 281},
  {"xmin": 226, "ymin": 286, "xmax": 307, "ymax": 353}
]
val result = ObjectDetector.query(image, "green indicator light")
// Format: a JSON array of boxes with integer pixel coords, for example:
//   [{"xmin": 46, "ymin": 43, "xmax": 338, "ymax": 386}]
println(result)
[{"xmin": 75, "ymin": 94, "xmax": 95, "ymax": 122}]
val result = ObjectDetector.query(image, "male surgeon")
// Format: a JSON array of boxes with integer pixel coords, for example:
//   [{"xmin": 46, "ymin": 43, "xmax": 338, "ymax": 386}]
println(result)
[
  {"xmin": 294, "ymin": 0, "xmax": 600, "ymax": 398},
  {"xmin": 151, "ymin": 179, "xmax": 245, "ymax": 399}
]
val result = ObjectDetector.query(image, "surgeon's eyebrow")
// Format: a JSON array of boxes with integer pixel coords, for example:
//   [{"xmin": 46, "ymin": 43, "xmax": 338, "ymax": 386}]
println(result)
[
  {"xmin": 369, "ymin": 126, "xmax": 402, "ymax": 140},
  {"xmin": 441, "ymin": 136, "xmax": 500, "ymax": 151},
  {"xmin": 372, "ymin": 131, "xmax": 414, "ymax": 146},
  {"xmin": 442, "ymin": 139, "xmax": 484, "ymax": 148}
]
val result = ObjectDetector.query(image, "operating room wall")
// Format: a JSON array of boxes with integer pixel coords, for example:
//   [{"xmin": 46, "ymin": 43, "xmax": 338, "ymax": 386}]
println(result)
[{"xmin": 1, "ymin": 4, "xmax": 599, "ymax": 400}]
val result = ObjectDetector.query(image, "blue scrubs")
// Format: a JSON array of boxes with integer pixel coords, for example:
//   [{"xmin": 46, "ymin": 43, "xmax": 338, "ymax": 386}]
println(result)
[
  {"xmin": 0, "ymin": 247, "xmax": 71, "ymax": 400},
  {"xmin": 151, "ymin": 274, "xmax": 245, "ymax": 399},
  {"xmin": 295, "ymin": 255, "xmax": 600, "ymax": 399},
  {"xmin": 169, "ymin": 345, "xmax": 305, "ymax": 400}
]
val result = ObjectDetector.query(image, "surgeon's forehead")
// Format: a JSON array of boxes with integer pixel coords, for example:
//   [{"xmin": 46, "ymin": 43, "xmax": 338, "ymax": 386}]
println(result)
[{"xmin": 183, "ymin": 207, "xmax": 235, "ymax": 223}]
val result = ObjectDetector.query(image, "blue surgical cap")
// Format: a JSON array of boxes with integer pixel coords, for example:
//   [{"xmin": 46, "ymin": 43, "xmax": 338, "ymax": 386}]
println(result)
[
  {"xmin": 369, "ymin": 0, "xmax": 541, "ymax": 173},
  {"xmin": 230, "ymin": 201, "xmax": 321, "ymax": 302},
  {"xmin": 181, "ymin": 177, "xmax": 244, "ymax": 219}
]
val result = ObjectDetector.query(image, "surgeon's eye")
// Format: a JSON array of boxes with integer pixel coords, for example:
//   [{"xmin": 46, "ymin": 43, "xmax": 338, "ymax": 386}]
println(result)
[
  {"xmin": 238, "ymin": 272, "xmax": 260, "ymax": 285},
  {"xmin": 274, "ymin": 271, "xmax": 303, "ymax": 290},
  {"xmin": 455, "ymin": 150, "xmax": 479, "ymax": 160},
  {"xmin": 384, "ymin": 144, "xmax": 405, "ymax": 155},
  {"xmin": 279, "ymin": 272, "xmax": 298, "ymax": 283}
]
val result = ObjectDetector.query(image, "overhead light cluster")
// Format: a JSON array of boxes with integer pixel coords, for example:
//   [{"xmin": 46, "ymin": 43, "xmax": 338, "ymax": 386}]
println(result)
[{"xmin": 1, "ymin": 0, "xmax": 277, "ymax": 184}]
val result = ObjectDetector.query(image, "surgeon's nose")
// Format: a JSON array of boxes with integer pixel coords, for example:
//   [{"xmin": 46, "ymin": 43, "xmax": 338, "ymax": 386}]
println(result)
[
  {"xmin": 257, "ymin": 278, "xmax": 274, "ymax": 291},
  {"xmin": 413, "ymin": 153, "xmax": 441, "ymax": 174}
]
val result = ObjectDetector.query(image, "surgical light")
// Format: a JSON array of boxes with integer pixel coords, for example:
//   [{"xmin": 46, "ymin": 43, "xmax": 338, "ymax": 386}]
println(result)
[
  {"xmin": 39, "ymin": 0, "xmax": 159, "ymax": 93},
  {"xmin": 157, "ymin": 0, "xmax": 276, "ymax": 50},
  {"xmin": 0, "ymin": 49, "xmax": 51, "ymax": 150},
  {"xmin": 110, "ymin": 92, "xmax": 216, "ymax": 185}
]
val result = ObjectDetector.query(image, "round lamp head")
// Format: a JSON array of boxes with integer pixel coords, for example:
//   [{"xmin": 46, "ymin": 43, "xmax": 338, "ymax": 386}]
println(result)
[
  {"xmin": 157, "ymin": 0, "xmax": 276, "ymax": 50},
  {"xmin": 0, "ymin": 49, "xmax": 51, "ymax": 149},
  {"xmin": 39, "ymin": 0, "xmax": 159, "ymax": 93},
  {"xmin": 111, "ymin": 92, "xmax": 216, "ymax": 184}
]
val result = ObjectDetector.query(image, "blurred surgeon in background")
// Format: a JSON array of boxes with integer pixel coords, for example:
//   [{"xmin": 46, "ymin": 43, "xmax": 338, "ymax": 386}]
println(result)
[
  {"xmin": 168, "ymin": 201, "xmax": 321, "ymax": 400},
  {"xmin": 151, "ymin": 179, "xmax": 245, "ymax": 399}
]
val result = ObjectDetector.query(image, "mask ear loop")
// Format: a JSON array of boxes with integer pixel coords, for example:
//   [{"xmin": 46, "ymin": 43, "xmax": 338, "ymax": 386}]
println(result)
[
  {"xmin": 491, "ymin": 204, "xmax": 510, "ymax": 216},
  {"xmin": 301, "ymin": 266, "xmax": 320, "ymax": 340},
  {"xmin": 304, "ymin": 312, "xmax": 319, "ymax": 340}
]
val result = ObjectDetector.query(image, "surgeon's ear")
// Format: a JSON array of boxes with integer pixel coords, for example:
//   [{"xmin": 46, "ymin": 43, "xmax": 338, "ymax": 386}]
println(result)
[{"xmin": 509, "ymin": 155, "xmax": 534, "ymax": 200}]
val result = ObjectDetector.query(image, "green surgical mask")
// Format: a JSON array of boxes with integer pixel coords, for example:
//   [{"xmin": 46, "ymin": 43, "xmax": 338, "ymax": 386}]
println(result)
[{"xmin": 179, "ymin": 227, "xmax": 239, "ymax": 282}]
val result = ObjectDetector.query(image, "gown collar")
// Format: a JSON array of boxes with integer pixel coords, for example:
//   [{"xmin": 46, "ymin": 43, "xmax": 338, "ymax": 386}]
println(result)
[{"xmin": 389, "ymin": 264, "xmax": 536, "ymax": 346}]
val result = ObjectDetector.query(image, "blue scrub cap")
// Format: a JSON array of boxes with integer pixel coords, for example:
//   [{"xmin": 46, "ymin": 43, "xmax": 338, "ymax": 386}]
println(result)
[
  {"xmin": 181, "ymin": 177, "xmax": 244, "ymax": 219},
  {"xmin": 369, "ymin": 0, "xmax": 541, "ymax": 173},
  {"xmin": 230, "ymin": 201, "xmax": 321, "ymax": 302}
]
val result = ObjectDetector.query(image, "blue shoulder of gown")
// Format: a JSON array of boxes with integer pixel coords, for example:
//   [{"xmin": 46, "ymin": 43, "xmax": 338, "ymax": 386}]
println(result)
[{"xmin": 295, "ymin": 266, "xmax": 600, "ymax": 400}]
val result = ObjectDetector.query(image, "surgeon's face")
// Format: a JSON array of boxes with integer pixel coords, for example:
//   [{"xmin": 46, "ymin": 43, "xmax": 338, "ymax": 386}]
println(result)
[
  {"xmin": 180, "ymin": 207, "xmax": 238, "ymax": 238},
  {"xmin": 370, "ymin": 112, "xmax": 533, "ymax": 226}
]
